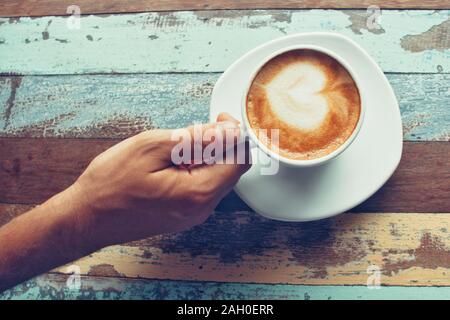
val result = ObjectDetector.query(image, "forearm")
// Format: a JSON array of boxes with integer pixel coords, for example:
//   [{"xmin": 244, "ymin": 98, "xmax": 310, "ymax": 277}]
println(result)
[{"xmin": 0, "ymin": 184, "xmax": 100, "ymax": 292}]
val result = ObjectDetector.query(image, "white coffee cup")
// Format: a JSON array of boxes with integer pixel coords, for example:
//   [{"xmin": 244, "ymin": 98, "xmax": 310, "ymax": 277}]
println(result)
[{"xmin": 240, "ymin": 44, "xmax": 366, "ymax": 168}]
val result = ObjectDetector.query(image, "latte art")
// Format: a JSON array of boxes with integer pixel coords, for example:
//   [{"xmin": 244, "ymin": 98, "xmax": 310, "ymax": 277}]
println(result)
[
  {"xmin": 246, "ymin": 49, "xmax": 361, "ymax": 160},
  {"xmin": 266, "ymin": 63, "xmax": 328, "ymax": 131}
]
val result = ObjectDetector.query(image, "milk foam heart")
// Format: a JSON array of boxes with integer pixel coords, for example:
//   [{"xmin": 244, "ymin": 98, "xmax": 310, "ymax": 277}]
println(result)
[
  {"xmin": 265, "ymin": 63, "xmax": 328, "ymax": 131},
  {"xmin": 246, "ymin": 49, "xmax": 361, "ymax": 160}
]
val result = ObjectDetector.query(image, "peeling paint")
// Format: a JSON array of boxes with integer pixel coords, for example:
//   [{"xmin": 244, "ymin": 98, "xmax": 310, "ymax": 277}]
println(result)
[
  {"xmin": 133, "ymin": 211, "xmax": 367, "ymax": 280},
  {"xmin": 193, "ymin": 10, "xmax": 292, "ymax": 25},
  {"xmin": 88, "ymin": 264, "xmax": 124, "ymax": 277},
  {"xmin": 142, "ymin": 211, "xmax": 278, "ymax": 263},
  {"xmin": 400, "ymin": 18, "xmax": 450, "ymax": 53},
  {"xmin": 0, "ymin": 73, "xmax": 447, "ymax": 141},
  {"xmin": 193, "ymin": 10, "xmax": 292, "ymax": 30},
  {"xmin": 78, "ymin": 115, "xmax": 153, "ymax": 138},
  {"xmin": 6, "ymin": 112, "xmax": 152, "ymax": 139},
  {"xmin": 0, "ymin": 10, "xmax": 448, "ymax": 74},
  {"xmin": 3, "ymin": 76, "xmax": 22, "ymax": 130},
  {"xmin": 287, "ymin": 220, "xmax": 366, "ymax": 279},
  {"xmin": 142, "ymin": 11, "xmax": 185, "ymax": 29},
  {"xmin": 384, "ymin": 233, "xmax": 450, "ymax": 276},
  {"xmin": 6, "ymin": 273, "xmax": 450, "ymax": 300},
  {"xmin": 8, "ymin": 17, "xmax": 20, "ymax": 24},
  {"xmin": 344, "ymin": 11, "xmax": 385, "ymax": 35},
  {"xmin": 41, "ymin": 20, "xmax": 52, "ymax": 40}
]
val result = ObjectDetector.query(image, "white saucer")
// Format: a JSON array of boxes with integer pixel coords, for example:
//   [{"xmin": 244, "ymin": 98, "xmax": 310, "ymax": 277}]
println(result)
[{"xmin": 210, "ymin": 32, "xmax": 403, "ymax": 222}]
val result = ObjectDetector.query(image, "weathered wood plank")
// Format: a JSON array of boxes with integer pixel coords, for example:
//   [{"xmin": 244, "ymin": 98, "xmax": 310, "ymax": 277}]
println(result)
[
  {"xmin": 1, "ymin": 139, "xmax": 448, "ymax": 212},
  {"xmin": 0, "ymin": 138, "xmax": 115, "ymax": 204},
  {"xmin": 0, "ymin": 10, "xmax": 448, "ymax": 74},
  {"xmin": 3, "ymin": 273, "xmax": 450, "ymax": 300},
  {"xmin": 0, "ymin": 74, "xmax": 448, "ymax": 141},
  {"xmin": 4, "ymin": 206, "xmax": 450, "ymax": 286},
  {"xmin": 41, "ymin": 212, "xmax": 450, "ymax": 286},
  {"xmin": 0, "ymin": 74, "xmax": 212, "ymax": 138},
  {"xmin": 1, "ymin": 0, "xmax": 448, "ymax": 18}
]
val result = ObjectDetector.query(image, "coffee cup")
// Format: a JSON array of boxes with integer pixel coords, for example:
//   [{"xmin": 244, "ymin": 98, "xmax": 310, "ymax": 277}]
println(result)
[{"xmin": 240, "ymin": 44, "xmax": 365, "ymax": 168}]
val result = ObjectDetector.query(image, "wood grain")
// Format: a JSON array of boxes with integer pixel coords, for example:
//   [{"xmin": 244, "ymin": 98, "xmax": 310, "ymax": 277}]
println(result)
[
  {"xmin": 53, "ymin": 212, "xmax": 450, "ymax": 286},
  {"xmin": 0, "ymin": 73, "xmax": 448, "ymax": 141},
  {"xmin": 0, "ymin": 10, "xmax": 448, "ymax": 74},
  {"xmin": 0, "ymin": 139, "xmax": 448, "ymax": 212},
  {"xmin": 1, "ymin": 0, "xmax": 448, "ymax": 18},
  {"xmin": 0, "ymin": 138, "xmax": 115, "ymax": 204},
  {"xmin": 4, "ymin": 273, "xmax": 450, "ymax": 300},
  {"xmin": 3, "ymin": 206, "xmax": 450, "ymax": 286},
  {"xmin": 24, "ymin": 212, "xmax": 450, "ymax": 286}
]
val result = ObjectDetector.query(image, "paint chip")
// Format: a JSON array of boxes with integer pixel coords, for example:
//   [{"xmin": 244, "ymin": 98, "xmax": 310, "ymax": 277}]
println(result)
[
  {"xmin": 400, "ymin": 18, "xmax": 450, "ymax": 53},
  {"xmin": 344, "ymin": 11, "xmax": 385, "ymax": 35}
]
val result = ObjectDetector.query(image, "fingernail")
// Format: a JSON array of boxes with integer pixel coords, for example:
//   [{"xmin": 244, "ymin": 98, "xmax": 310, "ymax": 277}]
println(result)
[{"xmin": 217, "ymin": 121, "xmax": 239, "ymax": 130}]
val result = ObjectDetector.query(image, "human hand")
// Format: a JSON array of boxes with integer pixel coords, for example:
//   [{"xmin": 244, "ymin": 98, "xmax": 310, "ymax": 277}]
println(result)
[{"xmin": 70, "ymin": 113, "xmax": 251, "ymax": 247}]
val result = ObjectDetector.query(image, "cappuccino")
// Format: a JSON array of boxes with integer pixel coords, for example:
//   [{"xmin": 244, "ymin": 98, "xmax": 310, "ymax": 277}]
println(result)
[{"xmin": 246, "ymin": 49, "xmax": 361, "ymax": 160}]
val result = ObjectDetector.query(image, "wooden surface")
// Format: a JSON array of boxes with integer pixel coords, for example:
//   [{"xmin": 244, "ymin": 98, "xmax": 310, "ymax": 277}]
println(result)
[
  {"xmin": 0, "ymin": 74, "xmax": 448, "ymax": 140},
  {"xmin": 1, "ymin": 206, "xmax": 450, "ymax": 287},
  {"xmin": 0, "ymin": 10, "xmax": 449, "ymax": 74},
  {"xmin": 4, "ymin": 274, "xmax": 450, "ymax": 300},
  {"xmin": 1, "ymin": 0, "xmax": 449, "ymax": 17},
  {"xmin": 0, "ymin": 3, "xmax": 449, "ymax": 300},
  {"xmin": 1, "ymin": 140, "xmax": 449, "ymax": 212}
]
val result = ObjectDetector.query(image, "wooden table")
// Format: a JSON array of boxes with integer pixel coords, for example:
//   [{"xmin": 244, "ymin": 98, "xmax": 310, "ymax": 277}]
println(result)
[{"xmin": 0, "ymin": 1, "xmax": 449, "ymax": 299}]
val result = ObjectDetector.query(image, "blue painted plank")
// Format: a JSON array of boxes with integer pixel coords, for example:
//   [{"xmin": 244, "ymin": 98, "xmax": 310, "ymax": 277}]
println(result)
[
  {"xmin": 1, "ymin": 273, "xmax": 450, "ymax": 300},
  {"xmin": 0, "ymin": 73, "xmax": 448, "ymax": 140},
  {"xmin": 0, "ymin": 10, "xmax": 448, "ymax": 74}
]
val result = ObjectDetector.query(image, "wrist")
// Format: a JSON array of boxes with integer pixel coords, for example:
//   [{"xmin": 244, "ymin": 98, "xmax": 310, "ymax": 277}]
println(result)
[{"xmin": 47, "ymin": 182, "xmax": 105, "ymax": 254}]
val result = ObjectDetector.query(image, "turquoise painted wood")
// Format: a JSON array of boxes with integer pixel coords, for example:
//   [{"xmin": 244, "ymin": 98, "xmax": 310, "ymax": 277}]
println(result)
[
  {"xmin": 0, "ymin": 73, "xmax": 448, "ymax": 140},
  {"xmin": 0, "ymin": 79, "xmax": 11, "ymax": 130},
  {"xmin": 0, "ymin": 10, "xmax": 448, "ymax": 74},
  {"xmin": 0, "ymin": 8, "xmax": 449, "ymax": 301},
  {"xmin": 2, "ymin": 273, "xmax": 450, "ymax": 300}
]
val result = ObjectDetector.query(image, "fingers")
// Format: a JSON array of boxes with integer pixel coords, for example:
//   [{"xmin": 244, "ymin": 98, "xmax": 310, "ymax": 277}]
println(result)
[
  {"xmin": 191, "ymin": 159, "xmax": 251, "ymax": 192},
  {"xmin": 187, "ymin": 113, "xmax": 251, "ymax": 194},
  {"xmin": 186, "ymin": 120, "xmax": 241, "ymax": 152},
  {"xmin": 151, "ymin": 113, "xmax": 251, "ymax": 219},
  {"xmin": 140, "ymin": 113, "xmax": 243, "ymax": 166},
  {"xmin": 135, "ymin": 113, "xmax": 248, "ymax": 175}
]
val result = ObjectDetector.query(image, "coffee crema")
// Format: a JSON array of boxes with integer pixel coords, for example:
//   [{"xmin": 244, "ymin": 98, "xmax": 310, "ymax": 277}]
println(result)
[{"xmin": 246, "ymin": 49, "xmax": 361, "ymax": 160}]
